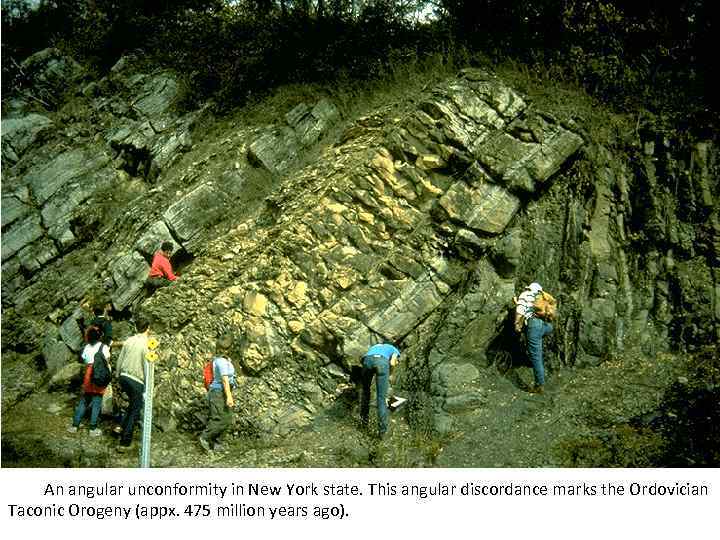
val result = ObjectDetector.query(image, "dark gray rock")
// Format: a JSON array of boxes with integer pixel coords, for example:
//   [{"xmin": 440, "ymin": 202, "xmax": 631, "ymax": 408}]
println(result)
[
  {"xmin": 249, "ymin": 99, "xmax": 339, "ymax": 174},
  {"xmin": 478, "ymin": 121, "xmax": 584, "ymax": 193},
  {"xmin": 132, "ymin": 73, "xmax": 179, "ymax": 119},
  {"xmin": 25, "ymin": 148, "xmax": 112, "ymax": 205},
  {"xmin": 20, "ymin": 48, "xmax": 84, "ymax": 104},
  {"xmin": 42, "ymin": 330, "xmax": 76, "ymax": 376},
  {"xmin": 578, "ymin": 298, "xmax": 616, "ymax": 358},
  {"xmin": 492, "ymin": 228, "xmax": 523, "ymax": 277},
  {"xmin": 428, "ymin": 260, "xmax": 513, "ymax": 368},
  {"xmin": 460, "ymin": 69, "xmax": 527, "ymax": 120},
  {"xmin": 111, "ymin": 251, "xmax": 150, "ymax": 311},
  {"xmin": 16, "ymin": 237, "xmax": 59, "ymax": 273},
  {"xmin": 1, "ymin": 190, "xmax": 32, "ymax": 229},
  {"xmin": 247, "ymin": 126, "xmax": 299, "ymax": 174},
  {"xmin": 163, "ymin": 183, "xmax": 231, "ymax": 254},
  {"xmin": 1, "ymin": 213, "xmax": 44, "ymax": 260},
  {"xmin": 135, "ymin": 221, "xmax": 181, "ymax": 258},
  {"xmin": 365, "ymin": 270, "xmax": 448, "ymax": 340},
  {"xmin": 1, "ymin": 114, "xmax": 52, "ymax": 163},
  {"xmin": 443, "ymin": 392, "xmax": 485, "ymax": 412},
  {"xmin": 59, "ymin": 309, "xmax": 85, "ymax": 352},
  {"xmin": 48, "ymin": 362, "xmax": 84, "ymax": 391},
  {"xmin": 287, "ymin": 99, "xmax": 340, "ymax": 147},
  {"xmin": 432, "ymin": 363, "xmax": 480, "ymax": 397},
  {"xmin": 454, "ymin": 229, "xmax": 492, "ymax": 259}
]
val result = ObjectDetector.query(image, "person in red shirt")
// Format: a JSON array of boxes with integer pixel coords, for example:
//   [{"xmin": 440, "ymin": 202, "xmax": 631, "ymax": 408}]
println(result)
[
  {"xmin": 146, "ymin": 241, "xmax": 179, "ymax": 290},
  {"xmin": 67, "ymin": 326, "xmax": 111, "ymax": 436}
]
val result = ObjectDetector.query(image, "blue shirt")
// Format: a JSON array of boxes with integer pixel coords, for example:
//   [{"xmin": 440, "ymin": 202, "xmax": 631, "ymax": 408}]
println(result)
[
  {"xmin": 208, "ymin": 356, "xmax": 235, "ymax": 391},
  {"xmin": 365, "ymin": 344, "xmax": 400, "ymax": 361}
]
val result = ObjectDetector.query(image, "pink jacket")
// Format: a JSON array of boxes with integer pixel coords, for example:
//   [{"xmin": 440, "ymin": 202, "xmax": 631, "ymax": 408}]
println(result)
[{"xmin": 148, "ymin": 251, "xmax": 178, "ymax": 280}]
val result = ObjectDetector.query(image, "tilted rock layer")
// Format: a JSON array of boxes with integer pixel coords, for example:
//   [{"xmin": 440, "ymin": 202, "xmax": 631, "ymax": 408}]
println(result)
[{"xmin": 2, "ymin": 52, "xmax": 718, "ymax": 442}]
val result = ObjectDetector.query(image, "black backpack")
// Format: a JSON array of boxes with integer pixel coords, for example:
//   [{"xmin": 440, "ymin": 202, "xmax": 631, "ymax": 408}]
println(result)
[{"xmin": 91, "ymin": 346, "xmax": 112, "ymax": 387}]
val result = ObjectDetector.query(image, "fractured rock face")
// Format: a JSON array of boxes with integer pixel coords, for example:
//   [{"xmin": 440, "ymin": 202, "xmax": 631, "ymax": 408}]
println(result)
[
  {"xmin": 163, "ymin": 183, "xmax": 231, "ymax": 254},
  {"xmin": 439, "ymin": 181, "xmax": 520, "ymax": 235},
  {"xmin": 247, "ymin": 126, "xmax": 299, "ymax": 174},
  {"xmin": 24, "ymin": 147, "xmax": 113, "ymax": 206},
  {"xmin": 286, "ymin": 99, "xmax": 340, "ymax": 147},
  {"xmin": 1, "ymin": 189, "xmax": 32, "ymax": 229},
  {"xmin": 111, "ymin": 251, "xmax": 150, "ymax": 311},
  {"xmin": 2, "ymin": 63, "xmax": 604, "ymax": 442},
  {"xmin": 365, "ymin": 270, "xmax": 449, "ymax": 340},
  {"xmin": 477, "ymin": 117, "xmax": 584, "ymax": 193},
  {"xmin": 135, "ymin": 221, "xmax": 181, "ymax": 258},
  {"xmin": 1, "ymin": 213, "xmax": 44, "ymax": 260},
  {"xmin": 249, "ymin": 99, "xmax": 340, "ymax": 174},
  {"xmin": 1, "ymin": 114, "xmax": 52, "ymax": 163}
]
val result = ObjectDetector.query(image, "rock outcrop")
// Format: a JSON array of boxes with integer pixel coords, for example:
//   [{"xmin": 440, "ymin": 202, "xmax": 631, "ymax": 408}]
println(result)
[{"xmin": 2, "ymin": 50, "xmax": 718, "ymax": 453}]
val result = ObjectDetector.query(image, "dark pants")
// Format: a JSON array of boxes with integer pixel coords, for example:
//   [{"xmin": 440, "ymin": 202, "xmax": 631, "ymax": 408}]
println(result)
[
  {"xmin": 360, "ymin": 355, "xmax": 390, "ymax": 436},
  {"xmin": 119, "ymin": 375, "xmax": 144, "ymax": 446},
  {"xmin": 202, "ymin": 389, "xmax": 232, "ymax": 443},
  {"xmin": 146, "ymin": 277, "xmax": 173, "ymax": 290}
]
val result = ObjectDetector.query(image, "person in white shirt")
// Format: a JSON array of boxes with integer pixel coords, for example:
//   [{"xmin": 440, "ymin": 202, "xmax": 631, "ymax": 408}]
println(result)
[{"xmin": 514, "ymin": 282, "xmax": 553, "ymax": 394}]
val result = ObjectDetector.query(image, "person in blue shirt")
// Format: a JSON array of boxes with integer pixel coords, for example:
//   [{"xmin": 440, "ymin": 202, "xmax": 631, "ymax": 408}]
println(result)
[
  {"xmin": 200, "ymin": 335, "xmax": 236, "ymax": 452},
  {"xmin": 360, "ymin": 343, "xmax": 401, "ymax": 438}
]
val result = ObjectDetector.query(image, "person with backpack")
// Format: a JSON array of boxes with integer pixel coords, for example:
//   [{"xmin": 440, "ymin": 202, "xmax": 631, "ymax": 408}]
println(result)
[
  {"xmin": 114, "ymin": 315, "xmax": 152, "ymax": 451},
  {"xmin": 146, "ymin": 241, "xmax": 179, "ymax": 290},
  {"xmin": 67, "ymin": 326, "xmax": 112, "ymax": 436},
  {"xmin": 360, "ymin": 343, "xmax": 401, "ymax": 438},
  {"xmin": 514, "ymin": 282, "xmax": 556, "ymax": 394},
  {"xmin": 199, "ymin": 335, "xmax": 236, "ymax": 452}
]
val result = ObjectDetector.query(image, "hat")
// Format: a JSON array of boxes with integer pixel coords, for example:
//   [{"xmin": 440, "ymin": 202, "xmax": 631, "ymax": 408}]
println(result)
[{"xmin": 527, "ymin": 282, "xmax": 543, "ymax": 293}]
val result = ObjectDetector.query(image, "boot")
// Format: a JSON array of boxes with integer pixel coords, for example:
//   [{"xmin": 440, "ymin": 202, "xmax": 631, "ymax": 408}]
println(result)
[{"xmin": 528, "ymin": 384, "xmax": 544, "ymax": 395}]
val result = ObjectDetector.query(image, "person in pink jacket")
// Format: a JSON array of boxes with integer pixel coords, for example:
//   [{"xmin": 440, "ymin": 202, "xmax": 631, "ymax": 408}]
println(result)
[{"xmin": 146, "ymin": 241, "xmax": 179, "ymax": 290}]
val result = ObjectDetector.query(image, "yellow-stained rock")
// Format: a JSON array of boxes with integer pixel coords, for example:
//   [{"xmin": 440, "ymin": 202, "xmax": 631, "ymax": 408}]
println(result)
[
  {"xmin": 246, "ymin": 317, "xmax": 267, "ymax": 339},
  {"xmin": 288, "ymin": 320, "xmax": 305, "ymax": 333},
  {"xmin": 243, "ymin": 291, "xmax": 268, "ymax": 316},
  {"xmin": 287, "ymin": 281, "xmax": 308, "ymax": 306},
  {"xmin": 242, "ymin": 343, "xmax": 267, "ymax": 372},
  {"xmin": 416, "ymin": 154, "xmax": 446, "ymax": 170}
]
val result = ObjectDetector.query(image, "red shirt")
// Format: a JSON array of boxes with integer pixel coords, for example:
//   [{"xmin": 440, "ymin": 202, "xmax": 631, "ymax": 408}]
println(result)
[{"xmin": 148, "ymin": 251, "xmax": 178, "ymax": 280}]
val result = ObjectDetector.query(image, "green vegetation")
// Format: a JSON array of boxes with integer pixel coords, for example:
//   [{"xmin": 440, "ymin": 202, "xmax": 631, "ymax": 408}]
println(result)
[{"xmin": 2, "ymin": 1, "xmax": 716, "ymax": 127}]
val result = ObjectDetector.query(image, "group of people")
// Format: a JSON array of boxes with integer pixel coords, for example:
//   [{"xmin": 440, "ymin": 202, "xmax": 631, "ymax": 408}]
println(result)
[
  {"xmin": 68, "ymin": 306, "xmax": 153, "ymax": 452},
  {"xmin": 69, "ymin": 241, "xmax": 555, "ymax": 452},
  {"xmin": 68, "ymin": 240, "xmax": 179, "ymax": 452}
]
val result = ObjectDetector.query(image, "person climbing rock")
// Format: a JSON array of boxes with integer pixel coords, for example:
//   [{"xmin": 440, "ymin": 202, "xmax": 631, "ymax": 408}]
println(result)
[
  {"xmin": 200, "ymin": 334, "xmax": 237, "ymax": 453},
  {"xmin": 67, "ymin": 326, "xmax": 111, "ymax": 437},
  {"xmin": 514, "ymin": 282, "xmax": 555, "ymax": 394},
  {"xmin": 114, "ymin": 315, "xmax": 151, "ymax": 451},
  {"xmin": 146, "ymin": 241, "xmax": 179, "ymax": 290},
  {"xmin": 360, "ymin": 343, "xmax": 401, "ymax": 438}
]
